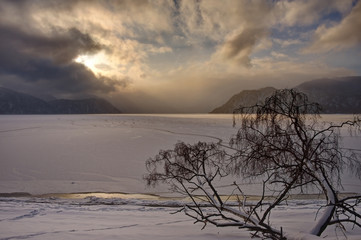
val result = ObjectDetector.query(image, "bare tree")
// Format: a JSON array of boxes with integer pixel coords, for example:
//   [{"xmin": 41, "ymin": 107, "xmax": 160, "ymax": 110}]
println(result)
[{"xmin": 145, "ymin": 89, "xmax": 361, "ymax": 239}]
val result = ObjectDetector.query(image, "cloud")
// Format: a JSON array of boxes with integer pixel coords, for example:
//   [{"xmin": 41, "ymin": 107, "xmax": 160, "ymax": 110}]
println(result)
[
  {"xmin": 303, "ymin": 1, "xmax": 361, "ymax": 53},
  {"xmin": 208, "ymin": 0, "xmax": 355, "ymax": 67},
  {"xmin": 274, "ymin": 38, "xmax": 302, "ymax": 48},
  {"xmin": 201, "ymin": 0, "xmax": 274, "ymax": 67},
  {"xmin": 0, "ymin": 23, "xmax": 128, "ymax": 98},
  {"xmin": 271, "ymin": 51, "xmax": 288, "ymax": 59},
  {"xmin": 216, "ymin": 27, "xmax": 268, "ymax": 67},
  {"xmin": 0, "ymin": 22, "xmax": 103, "ymax": 63},
  {"xmin": 274, "ymin": 0, "xmax": 353, "ymax": 27}
]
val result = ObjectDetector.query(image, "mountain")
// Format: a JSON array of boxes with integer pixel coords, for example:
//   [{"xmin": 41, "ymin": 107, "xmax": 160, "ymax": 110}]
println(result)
[
  {"xmin": 211, "ymin": 87, "xmax": 276, "ymax": 113},
  {"xmin": 211, "ymin": 76, "xmax": 361, "ymax": 114},
  {"xmin": 295, "ymin": 76, "xmax": 361, "ymax": 113},
  {"xmin": 0, "ymin": 87, "xmax": 121, "ymax": 114},
  {"xmin": 0, "ymin": 87, "xmax": 52, "ymax": 114}
]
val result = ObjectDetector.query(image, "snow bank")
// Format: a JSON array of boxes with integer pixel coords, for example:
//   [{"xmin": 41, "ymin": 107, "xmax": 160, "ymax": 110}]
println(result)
[{"xmin": 0, "ymin": 197, "xmax": 360, "ymax": 240}]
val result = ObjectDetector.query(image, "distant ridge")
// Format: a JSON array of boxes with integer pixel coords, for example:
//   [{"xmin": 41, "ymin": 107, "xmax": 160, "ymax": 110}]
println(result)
[
  {"xmin": 48, "ymin": 98, "xmax": 121, "ymax": 114},
  {"xmin": 0, "ymin": 88, "xmax": 52, "ymax": 114},
  {"xmin": 0, "ymin": 87, "xmax": 121, "ymax": 114},
  {"xmin": 211, "ymin": 76, "xmax": 361, "ymax": 114},
  {"xmin": 295, "ymin": 76, "xmax": 361, "ymax": 113},
  {"xmin": 211, "ymin": 87, "xmax": 276, "ymax": 113}
]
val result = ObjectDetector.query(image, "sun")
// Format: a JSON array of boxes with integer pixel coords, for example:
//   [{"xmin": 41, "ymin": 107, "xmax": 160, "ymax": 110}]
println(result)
[{"xmin": 75, "ymin": 52, "xmax": 110, "ymax": 76}]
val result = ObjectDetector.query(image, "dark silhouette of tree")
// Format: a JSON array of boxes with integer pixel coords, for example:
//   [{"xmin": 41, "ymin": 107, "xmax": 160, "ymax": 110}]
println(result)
[{"xmin": 145, "ymin": 89, "xmax": 361, "ymax": 239}]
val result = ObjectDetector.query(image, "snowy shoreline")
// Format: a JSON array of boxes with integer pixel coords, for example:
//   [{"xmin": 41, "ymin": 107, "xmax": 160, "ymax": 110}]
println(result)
[
  {"xmin": 1, "ymin": 191, "xmax": 359, "ymax": 201},
  {"xmin": 1, "ymin": 196, "xmax": 361, "ymax": 240}
]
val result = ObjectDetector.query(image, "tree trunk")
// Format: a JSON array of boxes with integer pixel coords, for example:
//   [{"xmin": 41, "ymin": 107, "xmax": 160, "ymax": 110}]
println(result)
[{"xmin": 310, "ymin": 173, "xmax": 338, "ymax": 236}]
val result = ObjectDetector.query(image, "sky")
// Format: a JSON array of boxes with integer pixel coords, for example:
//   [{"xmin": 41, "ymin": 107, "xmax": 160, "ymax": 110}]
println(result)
[{"xmin": 0, "ymin": 0, "xmax": 360, "ymax": 113}]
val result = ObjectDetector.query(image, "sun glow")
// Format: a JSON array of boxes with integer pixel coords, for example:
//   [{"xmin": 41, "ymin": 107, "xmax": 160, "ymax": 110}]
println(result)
[{"xmin": 75, "ymin": 52, "xmax": 111, "ymax": 76}]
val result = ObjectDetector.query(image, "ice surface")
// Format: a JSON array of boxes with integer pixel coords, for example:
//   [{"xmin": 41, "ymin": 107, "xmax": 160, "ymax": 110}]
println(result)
[
  {"xmin": 0, "ymin": 114, "xmax": 360, "ymax": 195},
  {"xmin": 0, "ymin": 114, "xmax": 273, "ymax": 197},
  {"xmin": 0, "ymin": 114, "xmax": 235, "ymax": 195}
]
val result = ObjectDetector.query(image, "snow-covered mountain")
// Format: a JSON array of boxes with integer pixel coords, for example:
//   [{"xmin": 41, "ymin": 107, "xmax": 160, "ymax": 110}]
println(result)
[
  {"xmin": 211, "ymin": 76, "xmax": 361, "ymax": 114},
  {"xmin": 0, "ymin": 87, "xmax": 121, "ymax": 114}
]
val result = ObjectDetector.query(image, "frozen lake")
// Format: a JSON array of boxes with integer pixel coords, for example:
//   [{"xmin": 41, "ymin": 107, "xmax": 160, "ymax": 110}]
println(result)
[
  {"xmin": 0, "ymin": 114, "xmax": 360, "ymax": 196},
  {"xmin": 1, "ymin": 114, "xmax": 361, "ymax": 240},
  {"xmin": 0, "ymin": 114, "xmax": 236, "ymax": 195}
]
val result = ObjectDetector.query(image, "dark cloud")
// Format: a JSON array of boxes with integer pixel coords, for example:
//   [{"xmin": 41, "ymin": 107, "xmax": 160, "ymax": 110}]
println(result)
[
  {"xmin": 1, "ymin": 0, "xmax": 88, "ymax": 11},
  {"xmin": 220, "ymin": 27, "xmax": 268, "ymax": 66},
  {"xmin": 0, "ymin": 23, "xmax": 127, "ymax": 98},
  {"xmin": 0, "ymin": 24, "xmax": 102, "ymax": 64}
]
